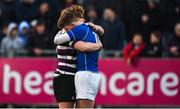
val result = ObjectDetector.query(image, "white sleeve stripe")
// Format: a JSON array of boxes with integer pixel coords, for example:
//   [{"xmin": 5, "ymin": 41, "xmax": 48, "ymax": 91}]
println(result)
[
  {"xmin": 94, "ymin": 32, "xmax": 98, "ymax": 43},
  {"xmin": 57, "ymin": 55, "xmax": 77, "ymax": 60},
  {"xmin": 58, "ymin": 62, "xmax": 76, "ymax": 68},
  {"xmin": 56, "ymin": 45, "xmax": 72, "ymax": 50},
  {"xmin": 82, "ymin": 27, "xmax": 89, "ymax": 41},
  {"xmin": 56, "ymin": 69, "xmax": 75, "ymax": 76}
]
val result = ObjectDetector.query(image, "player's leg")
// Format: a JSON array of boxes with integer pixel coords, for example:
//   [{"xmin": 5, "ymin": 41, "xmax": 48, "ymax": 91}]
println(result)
[
  {"xmin": 76, "ymin": 99, "xmax": 94, "ymax": 108},
  {"xmin": 53, "ymin": 74, "xmax": 76, "ymax": 108},
  {"xmin": 75, "ymin": 71, "xmax": 101, "ymax": 108},
  {"xmin": 58, "ymin": 102, "xmax": 74, "ymax": 108}
]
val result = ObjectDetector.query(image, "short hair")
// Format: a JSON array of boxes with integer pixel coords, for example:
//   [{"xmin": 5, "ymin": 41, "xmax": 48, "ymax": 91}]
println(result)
[
  {"xmin": 57, "ymin": 5, "xmax": 85, "ymax": 29},
  {"xmin": 57, "ymin": 10, "xmax": 76, "ymax": 29},
  {"xmin": 70, "ymin": 5, "xmax": 85, "ymax": 18}
]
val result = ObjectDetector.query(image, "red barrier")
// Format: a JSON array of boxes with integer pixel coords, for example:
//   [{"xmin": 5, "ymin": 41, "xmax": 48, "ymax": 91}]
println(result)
[
  {"xmin": 0, "ymin": 58, "xmax": 180, "ymax": 106},
  {"xmin": 97, "ymin": 59, "xmax": 180, "ymax": 106}
]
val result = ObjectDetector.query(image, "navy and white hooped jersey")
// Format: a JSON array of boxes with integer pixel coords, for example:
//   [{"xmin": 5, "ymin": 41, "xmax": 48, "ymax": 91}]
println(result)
[
  {"xmin": 55, "ymin": 44, "xmax": 77, "ymax": 75},
  {"xmin": 55, "ymin": 29, "xmax": 77, "ymax": 75},
  {"xmin": 67, "ymin": 23, "xmax": 99, "ymax": 72}
]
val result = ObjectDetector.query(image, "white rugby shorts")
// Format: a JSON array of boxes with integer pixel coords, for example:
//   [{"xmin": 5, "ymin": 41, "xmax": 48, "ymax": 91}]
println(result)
[{"xmin": 75, "ymin": 71, "xmax": 101, "ymax": 101}]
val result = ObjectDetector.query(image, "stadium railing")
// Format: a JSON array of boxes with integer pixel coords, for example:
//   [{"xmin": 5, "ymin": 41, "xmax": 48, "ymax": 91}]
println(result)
[{"xmin": 0, "ymin": 49, "xmax": 122, "ymax": 58}]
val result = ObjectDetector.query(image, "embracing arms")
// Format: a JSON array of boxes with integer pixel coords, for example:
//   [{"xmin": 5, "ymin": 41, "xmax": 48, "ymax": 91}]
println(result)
[
  {"xmin": 87, "ymin": 22, "xmax": 104, "ymax": 36},
  {"xmin": 73, "ymin": 34, "xmax": 102, "ymax": 52},
  {"xmin": 54, "ymin": 23, "xmax": 104, "ymax": 52}
]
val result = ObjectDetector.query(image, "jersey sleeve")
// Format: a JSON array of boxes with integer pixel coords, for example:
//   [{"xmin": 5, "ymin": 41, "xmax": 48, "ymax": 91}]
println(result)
[
  {"xmin": 54, "ymin": 30, "xmax": 71, "ymax": 44},
  {"xmin": 67, "ymin": 25, "xmax": 88, "ymax": 41}
]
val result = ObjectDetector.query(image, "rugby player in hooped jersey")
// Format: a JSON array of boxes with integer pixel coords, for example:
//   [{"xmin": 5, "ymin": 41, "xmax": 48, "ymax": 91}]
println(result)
[
  {"xmin": 54, "ymin": 5, "xmax": 103, "ymax": 108},
  {"xmin": 53, "ymin": 5, "xmax": 104, "ymax": 108}
]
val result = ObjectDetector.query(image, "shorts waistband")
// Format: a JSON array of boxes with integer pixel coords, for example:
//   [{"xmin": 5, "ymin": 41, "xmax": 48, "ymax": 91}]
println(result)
[{"xmin": 77, "ymin": 70, "xmax": 99, "ymax": 73}]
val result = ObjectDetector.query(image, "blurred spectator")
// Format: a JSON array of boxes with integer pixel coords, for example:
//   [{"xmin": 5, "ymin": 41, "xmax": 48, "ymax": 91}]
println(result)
[
  {"xmin": 166, "ymin": 23, "xmax": 180, "ymax": 57},
  {"xmin": 0, "ymin": 23, "xmax": 8, "ymax": 43},
  {"xmin": 28, "ymin": 20, "xmax": 51, "ymax": 56},
  {"xmin": 146, "ymin": 31, "xmax": 163, "ymax": 57},
  {"xmin": 35, "ymin": 1, "xmax": 54, "ymax": 31},
  {"xmin": 139, "ymin": 0, "xmax": 162, "ymax": 43},
  {"xmin": 82, "ymin": 0, "xmax": 106, "ymax": 18},
  {"xmin": 35, "ymin": 0, "xmax": 60, "ymax": 13},
  {"xmin": 0, "ymin": 0, "xmax": 180, "ymax": 58},
  {"xmin": 18, "ymin": 21, "xmax": 30, "ymax": 48},
  {"xmin": 16, "ymin": 0, "xmax": 36, "ymax": 22},
  {"xmin": 123, "ymin": 34, "xmax": 145, "ymax": 65},
  {"xmin": 1, "ymin": 23, "xmax": 24, "ymax": 57},
  {"xmin": 101, "ymin": 8, "xmax": 125, "ymax": 57},
  {"xmin": 126, "ymin": 0, "xmax": 161, "ymax": 43},
  {"xmin": 104, "ymin": 0, "xmax": 126, "ymax": 18},
  {"xmin": 86, "ymin": 7, "xmax": 100, "ymax": 24},
  {"xmin": 34, "ymin": 0, "xmax": 60, "ymax": 31},
  {"xmin": 0, "ymin": 0, "xmax": 16, "ymax": 27}
]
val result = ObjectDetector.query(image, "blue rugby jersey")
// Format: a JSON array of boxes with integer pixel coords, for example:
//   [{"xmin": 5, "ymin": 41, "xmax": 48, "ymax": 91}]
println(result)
[{"xmin": 67, "ymin": 23, "xmax": 99, "ymax": 72}]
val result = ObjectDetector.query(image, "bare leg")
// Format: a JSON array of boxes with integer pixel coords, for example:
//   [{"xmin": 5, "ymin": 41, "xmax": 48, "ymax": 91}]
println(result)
[
  {"xmin": 58, "ymin": 102, "xmax": 75, "ymax": 108},
  {"xmin": 76, "ymin": 99, "xmax": 94, "ymax": 108}
]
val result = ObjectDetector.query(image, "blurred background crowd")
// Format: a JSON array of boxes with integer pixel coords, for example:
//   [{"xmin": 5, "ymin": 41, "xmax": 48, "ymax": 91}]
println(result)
[{"xmin": 0, "ymin": 0, "xmax": 180, "ymax": 59}]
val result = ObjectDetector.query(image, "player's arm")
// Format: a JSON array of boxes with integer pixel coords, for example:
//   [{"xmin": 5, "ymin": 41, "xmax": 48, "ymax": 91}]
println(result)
[
  {"xmin": 88, "ymin": 22, "xmax": 104, "ymax": 36},
  {"xmin": 54, "ymin": 26, "xmax": 87, "ymax": 44},
  {"xmin": 73, "ymin": 35, "xmax": 103, "ymax": 52},
  {"xmin": 74, "ymin": 41, "xmax": 102, "ymax": 52},
  {"xmin": 54, "ymin": 30, "xmax": 71, "ymax": 44}
]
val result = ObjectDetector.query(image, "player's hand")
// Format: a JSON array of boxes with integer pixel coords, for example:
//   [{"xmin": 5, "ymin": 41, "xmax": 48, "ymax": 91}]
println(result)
[
  {"xmin": 88, "ymin": 22, "xmax": 104, "ymax": 35},
  {"xmin": 88, "ymin": 22, "xmax": 96, "ymax": 27},
  {"xmin": 88, "ymin": 22, "xmax": 99, "ymax": 31}
]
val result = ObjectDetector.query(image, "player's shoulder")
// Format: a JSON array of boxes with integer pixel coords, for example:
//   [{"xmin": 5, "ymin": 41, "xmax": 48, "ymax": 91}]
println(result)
[{"xmin": 72, "ymin": 23, "xmax": 88, "ymax": 32}]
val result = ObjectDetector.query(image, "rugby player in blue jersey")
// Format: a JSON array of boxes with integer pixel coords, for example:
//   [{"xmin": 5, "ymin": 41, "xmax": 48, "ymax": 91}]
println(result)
[
  {"xmin": 53, "ymin": 5, "xmax": 104, "ymax": 108},
  {"xmin": 54, "ymin": 6, "xmax": 103, "ymax": 108}
]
